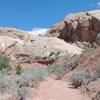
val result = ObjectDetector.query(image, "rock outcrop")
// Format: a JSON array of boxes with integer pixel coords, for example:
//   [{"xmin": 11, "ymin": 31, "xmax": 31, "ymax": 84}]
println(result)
[
  {"xmin": 45, "ymin": 10, "xmax": 100, "ymax": 44},
  {"xmin": 0, "ymin": 28, "xmax": 82, "ymax": 65}
]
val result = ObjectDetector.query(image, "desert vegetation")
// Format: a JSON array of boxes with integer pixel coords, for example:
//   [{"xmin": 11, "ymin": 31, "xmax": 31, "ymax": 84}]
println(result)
[
  {"xmin": 0, "ymin": 52, "xmax": 82, "ymax": 99},
  {"xmin": 0, "ymin": 53, "xmax": 11, "ymax": 72},
  {"xmin": 0, "ymin": 53, "xmax": 49, "ymax": 99},
  {"xmin": 70, "ymin": 67, "xmax": 90, "ymax": 88},
  {"xmin": 0, "ymin": 43, "xmax": 100, "ymax": 100}
]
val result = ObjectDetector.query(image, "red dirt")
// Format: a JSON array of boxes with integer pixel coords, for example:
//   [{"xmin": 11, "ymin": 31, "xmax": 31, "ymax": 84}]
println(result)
[{"xmin": 27, "ymin": 77, "xmax": 90, "ymax": 100}]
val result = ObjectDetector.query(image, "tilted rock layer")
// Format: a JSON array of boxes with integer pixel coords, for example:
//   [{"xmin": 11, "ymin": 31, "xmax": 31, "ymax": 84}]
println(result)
[{"xmin": 45, "ymin": 10, "xmax": 100, "ymax": 43}]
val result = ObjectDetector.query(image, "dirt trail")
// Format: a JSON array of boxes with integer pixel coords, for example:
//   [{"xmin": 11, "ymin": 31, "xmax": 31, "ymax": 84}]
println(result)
[{"xmin": 28, "ymin": 77, "xmax": 90, "ymax": 100}]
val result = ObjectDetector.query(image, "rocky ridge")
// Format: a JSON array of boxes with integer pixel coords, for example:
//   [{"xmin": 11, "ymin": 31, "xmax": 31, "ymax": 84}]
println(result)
[{"xmin": 45, "ymin": 10, "xmax": 100, "ymax": 45}]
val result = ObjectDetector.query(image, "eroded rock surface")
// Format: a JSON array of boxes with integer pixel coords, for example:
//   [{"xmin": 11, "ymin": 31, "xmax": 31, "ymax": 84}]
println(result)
[
  {"xmin": 0, "ymin": 28, "xmax": 82, "ymax": 65},
  {"xmin": 46, "ymin": 10, "xmax": 100, "ymax": 44}
]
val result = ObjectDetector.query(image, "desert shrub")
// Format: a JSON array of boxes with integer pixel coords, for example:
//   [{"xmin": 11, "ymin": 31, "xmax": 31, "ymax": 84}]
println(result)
[
  {"xmin": 34, "ymin": 51, "xmax": 60, "ymax": 61},
  {"xmin": 92, "ymin": 91, "xmax": 100, "ymax": 100},
  {"xmin": 49, "ymin": 51, "xmax": 55, "ymax": 56},
  {"xmin": 0, "ymin": 76, "xmax": 10, "ymax": 92},
  {"xmin": 33, "ymin": 68, "xmax": 48, "ymax": 81},
  {"xmin": 0, "ymin": 66, "xmax": 47, "ymax": 99},
  {"xmin": 47, "ymin": 63, "xmax": 69, "ymax": 77},
  {"xmin": 70, "ymin": 68, "xmax": 90, "ymax": 88},
  {"xmin": 5, "ymin": 73, "xmax": 31, "ymax": 100},
  {"xmin": 17, "ymin": 68, "xmax": 48, "ymax": 87},
  {"xmin": 17, "ymin": 69, "xmax": 37, "ymax": 87},
  {"xmin": 92, "ymin": 42, "xmax": 100, "ymax": 49},
  {"xmin": 17, "ymin": 87, "xmax": 29, "ymax": 100},
  {"xmin": 82, "ymin": 46, "xmax": 90, "ymax": 53},
  {"xmin": 95, "ymin": 63, "xmax": 100, "ymax": 78},
  {"xmin": 15, "ymin": 64, "xmax": 22, "ymax": 75},
  {"xmin": 10, "ymin": 84, "xmax": 30, "ymax": 100},
  {"xmin": 10, "ymin": 84, "xmax": 18, "ymax": 98},
  {"xmin": 67, "ymin": 55, "xmax": 80, "ymax": 66},
  {"xmin": 82, "ymin": 46, "xmax": 94, "ymax": 54},
  {"xmin": 0, "ymin": 76, "xmax": 10, "ymax": 88},
  {"xmin": 0, "ymin": 53, "xmax": 11, "ymax": 72},
  {"xmin": 82, "ymin": 43, "xmax": 99, "ymax": 54}
]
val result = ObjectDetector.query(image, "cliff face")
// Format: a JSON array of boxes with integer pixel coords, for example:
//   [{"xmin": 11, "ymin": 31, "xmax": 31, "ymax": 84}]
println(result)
[{"xmin": 45, "ymin": 10, "xmax": 100, "ymax": 44}]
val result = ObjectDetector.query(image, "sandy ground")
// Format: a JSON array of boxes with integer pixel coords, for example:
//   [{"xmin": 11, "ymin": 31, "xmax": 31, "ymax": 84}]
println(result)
[{"xmin": 27, "ymin": 77, "xmax": 90, "ymax": 100}]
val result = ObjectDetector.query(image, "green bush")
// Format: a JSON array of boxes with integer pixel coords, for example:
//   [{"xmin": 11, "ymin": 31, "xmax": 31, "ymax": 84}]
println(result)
[
  {"xmin": 15, "ymin": 64, "xmax": 22, "ymax": 75},
  {"xmin": 0, "ymin": 53, "xmax": 11, "ymax": 72}
]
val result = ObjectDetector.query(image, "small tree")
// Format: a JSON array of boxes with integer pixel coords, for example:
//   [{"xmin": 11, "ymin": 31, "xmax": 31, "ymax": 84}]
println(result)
[{"xmin": 15, "ymin": 64, "xmax": 22, "ymax": 75}]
